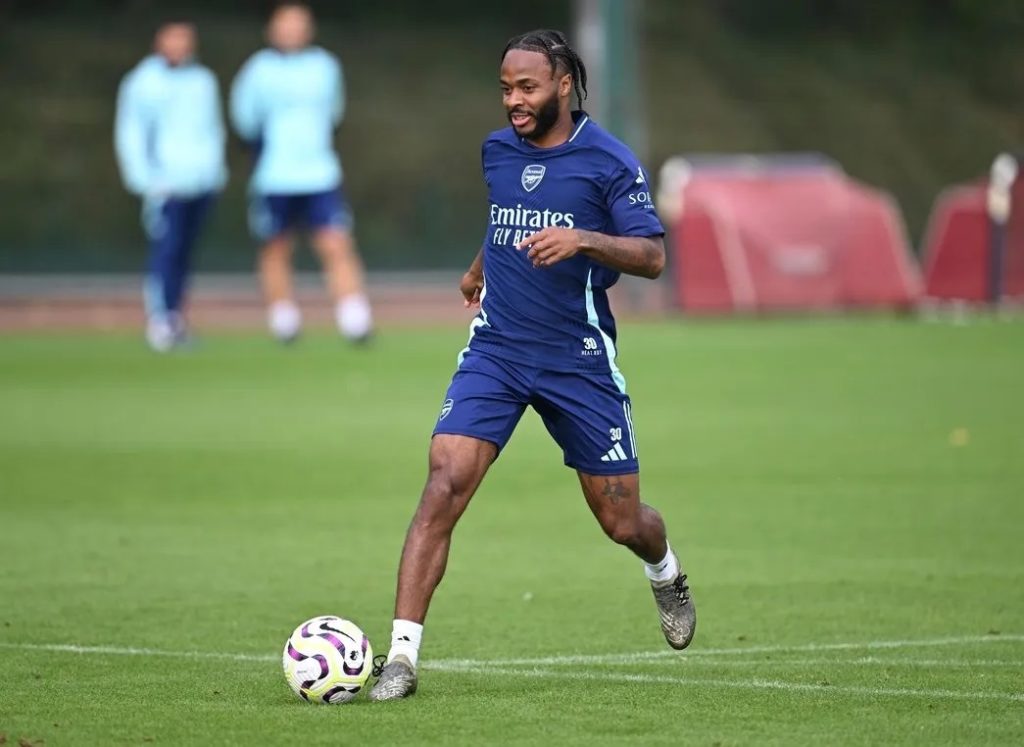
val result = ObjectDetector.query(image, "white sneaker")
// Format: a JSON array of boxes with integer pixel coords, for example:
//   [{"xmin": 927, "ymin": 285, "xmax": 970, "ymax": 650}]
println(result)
[{"xmin": 145, "ymin": 318, "xmax": 175, "ymax": 353}]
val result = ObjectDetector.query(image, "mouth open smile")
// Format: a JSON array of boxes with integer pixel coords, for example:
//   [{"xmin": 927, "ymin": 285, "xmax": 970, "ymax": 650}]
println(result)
[{"xmin": 510, "ymin": 111, "xmax": 533, "ymax": 128}]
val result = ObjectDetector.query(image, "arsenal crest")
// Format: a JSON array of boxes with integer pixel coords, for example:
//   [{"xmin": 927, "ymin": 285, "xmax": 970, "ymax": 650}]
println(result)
[
  {"xmin": 439, "ymin": 398, "xmax": 454, "ymax": 421},
  {"xmin": 521, "ymin": 164, "xmax": 546, "ymax": 192}
]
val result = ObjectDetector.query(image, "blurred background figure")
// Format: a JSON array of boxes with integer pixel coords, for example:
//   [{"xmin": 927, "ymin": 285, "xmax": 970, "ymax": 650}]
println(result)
[
  {"xmin": 230, "ymin": 1, "xmax": 373, "ymax": 345},
  {"xmin": 114, "ymin": 19, "xmax": 227, "ymax": 352}
]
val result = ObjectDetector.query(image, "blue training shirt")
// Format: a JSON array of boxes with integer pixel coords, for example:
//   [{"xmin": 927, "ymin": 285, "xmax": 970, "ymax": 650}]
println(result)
[{"xmin": 462, "ymin": 112, "xmax": 664, "ymax": 389}]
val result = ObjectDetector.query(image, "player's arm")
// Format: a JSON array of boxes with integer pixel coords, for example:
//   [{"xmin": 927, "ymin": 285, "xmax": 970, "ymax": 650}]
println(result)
[
  {"xmin": 577, "ymin": 231, "xmax": 665, "ymax": 279},
  {"xmin": 460, "ymin": 247, "xmax": 485, "ymax": 307},
  {"xmin": 229, "ymin": 57, "xmax": 263, "ymax": 146},
  {"xmin": 113, "ymin": 73, "xmax": 153, "ymax": 196},
  {"xmin": 516, "ymin": 230, "xmax": 665, "ymax": 279}
]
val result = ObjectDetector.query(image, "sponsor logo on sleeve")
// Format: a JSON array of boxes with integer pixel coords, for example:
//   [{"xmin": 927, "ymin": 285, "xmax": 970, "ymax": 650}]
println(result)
[{"xmin": 628, "ymin": 167, "xmax": 654, "ymax": 209}]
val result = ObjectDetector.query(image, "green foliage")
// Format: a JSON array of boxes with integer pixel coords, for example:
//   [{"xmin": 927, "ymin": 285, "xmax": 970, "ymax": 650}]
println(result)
[
  {"xmin": 1, "ymin": 319, "xmax": 1022, "ymax": 743},
  {"xmin": 0, "ymin": 2, "xmax": 1022, "ymax": 271}
]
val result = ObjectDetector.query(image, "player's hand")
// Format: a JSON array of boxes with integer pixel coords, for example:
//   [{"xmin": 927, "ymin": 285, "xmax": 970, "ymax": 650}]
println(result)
[
  {"xmin": 516, "ymin": 227, "xmax": 581, "ymax": 268},
  {"xmin": 460, "ymin": 271, "xmax": 484, "ymax": 308}
]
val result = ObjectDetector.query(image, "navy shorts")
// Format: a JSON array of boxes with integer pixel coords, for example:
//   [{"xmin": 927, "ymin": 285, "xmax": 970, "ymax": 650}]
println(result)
[
  {"xmin": 433, "ymin": 351, "xmax": 640, "ymax": 475},
  {"xmin": 248, "ymin": 188, "xmax": 353, "ymax": 240}
]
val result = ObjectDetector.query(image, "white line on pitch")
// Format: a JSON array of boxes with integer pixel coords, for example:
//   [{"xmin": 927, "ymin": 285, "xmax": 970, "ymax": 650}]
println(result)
[
  {"xmin": 646, "ymin": 657, "xmax": 1024, "ymax": 668},
  {"xmin": 2, "ymin": 634, "xmax": 1022, "ymax": 670},
  {"xmin": 0, "ymin": 642, "xmax": 277, "ymax": 662},
  {"xmin": 431, "ymin": 634, "xmax": 1024, "ymax": 668},
  {"xmin": 4, "ymin": 638, "xmax": 1023, "ymax": 703},
  {"xmin": 428, "ymin": 664, "xmax": 1024, "ymax": 704}
]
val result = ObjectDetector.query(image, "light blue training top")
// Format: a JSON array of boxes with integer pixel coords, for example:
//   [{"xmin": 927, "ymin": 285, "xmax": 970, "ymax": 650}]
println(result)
[
  {"xmin": 115, "ymin": 55, "xmax": 227, "ymax": 198},
  {"xmin": 230, "ymin": 46, "xmax": 345, "ymax": 195}
]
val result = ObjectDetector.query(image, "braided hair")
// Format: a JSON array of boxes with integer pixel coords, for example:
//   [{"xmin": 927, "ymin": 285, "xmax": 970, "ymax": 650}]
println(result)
[{"xmin": 502, "ymin": 29, "xmax": 588, "ymax": 108}]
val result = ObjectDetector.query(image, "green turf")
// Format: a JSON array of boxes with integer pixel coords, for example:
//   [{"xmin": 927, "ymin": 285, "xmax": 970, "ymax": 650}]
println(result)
[{"xmin": 1, "ymin": 318, "xmax": 1022, "ymax": 745}]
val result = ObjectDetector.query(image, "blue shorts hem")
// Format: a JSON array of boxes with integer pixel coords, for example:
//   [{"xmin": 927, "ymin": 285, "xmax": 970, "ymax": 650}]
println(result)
[
  {"xmin": 248, "ymin": 189, "xmax": 353, "ymax": 240},
  {"xmin": 431, "ymin": 427, "xmax": 505, "ymax": 454},
  {"xmin": 566, "ymin": 459, "xmax": 640, "ymax": 476}
]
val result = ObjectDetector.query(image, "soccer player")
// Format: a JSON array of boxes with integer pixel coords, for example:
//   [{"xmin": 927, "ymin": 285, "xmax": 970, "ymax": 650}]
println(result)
[
  {"xmin": 115, "ymin": 20, "xmax": 226, "ymax": 352},
  {"xmin": 369, "ymin": 29, "xmax": 695, "ymax": 701},
  {"xmin": 230, "ymin": 2, "xmax": 373, "ymax": 344}
]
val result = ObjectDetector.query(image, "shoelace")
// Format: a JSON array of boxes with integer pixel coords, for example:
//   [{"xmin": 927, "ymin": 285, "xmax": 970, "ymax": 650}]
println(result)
[
  {"xmin": 371, "ymin": 654, "xmax": 387, "ymax": 678},
  {"xmin": 668, "ymin": 574, "xmax": 691, "ymax": 604}
]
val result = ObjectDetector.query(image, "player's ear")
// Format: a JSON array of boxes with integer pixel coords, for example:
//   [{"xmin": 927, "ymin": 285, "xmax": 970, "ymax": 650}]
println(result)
[{"xmin": 558, "ymin": 73, "xmax": 572, "ymax": 99}]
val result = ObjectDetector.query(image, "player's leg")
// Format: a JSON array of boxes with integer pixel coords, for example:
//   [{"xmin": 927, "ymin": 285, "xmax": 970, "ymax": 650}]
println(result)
[
  {"xmin": 369, "ymin": 435, "xmax": 496, "ymax": 702},
  {"xmin": 307, "ymin": 189, "xmax": 373, "ymax": 342},
  {"xmin": 398, "ymin": 433, "xmax": 496, "ymax": 621},
  {"xmin": 250, "ymin": 194, "xmax": 302, "ymax": 342},
  {"xmin": 142, "ymin": 195, "xmax": 180, "ymax": 352},
  {"xmin": 165, "ymin": 193, "xmax": 214, "ymax": 343},
  {"xmin": 535, "ymin": 371, "xmax": 696, "ymax": 650},
  {"xmin": 370, "ymin": 353, "xmax": 529, "ymax": 701},
  {"xmin": 577, "ymin": 471, "xmax": 666, "ymax": 561},
  {"xmin": 259, "ymin": 233, "xmax": 301, "ymax": 341},
  {"xmin": 577, "ymin": 470, "xmax": 694, "ymax": 649}
]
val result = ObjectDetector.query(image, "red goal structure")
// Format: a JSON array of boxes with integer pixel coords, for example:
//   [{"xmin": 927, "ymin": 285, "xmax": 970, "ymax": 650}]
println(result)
[
  {"xmin": 656, "ymin": 154, "xmax": 922, "ymax": 313},
  {"xmin": 921, "ymin": 153, "xmax": 1024, "ymax": 304}
]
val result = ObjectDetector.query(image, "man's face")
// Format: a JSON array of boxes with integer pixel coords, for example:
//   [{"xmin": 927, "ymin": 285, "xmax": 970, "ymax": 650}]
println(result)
[
  {"xmin": 155, "ymin": 23, "xmax": 196, "ymax": 66},
  {"xmin": 500, "ymin": 49, "xmax": 570, "ymax": 142},
  {"xmin": 268, "ymin": 6, "xmax": 314, "ymax": 52}
]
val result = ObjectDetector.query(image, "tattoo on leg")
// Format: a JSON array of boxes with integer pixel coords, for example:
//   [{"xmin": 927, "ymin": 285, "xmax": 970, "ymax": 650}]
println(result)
[{"xmin": 601, "ymin": 478, "xmax": 632, "ymax": 505}]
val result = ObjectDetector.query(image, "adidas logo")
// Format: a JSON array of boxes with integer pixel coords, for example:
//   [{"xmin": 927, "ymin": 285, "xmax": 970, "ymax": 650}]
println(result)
[
  {"xmin": 600, "ymin": 443, "xmax": 629, "ymax": 462},
  {"xmin": 635, "ymin": 167, "xmax": 645, "ymax": 184}
]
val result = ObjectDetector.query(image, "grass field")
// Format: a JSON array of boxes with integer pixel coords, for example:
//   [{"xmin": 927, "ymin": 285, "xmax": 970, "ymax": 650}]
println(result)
[{"xmin": 1, "ymin": 318, "xmax": 1022, "ymax": 745}]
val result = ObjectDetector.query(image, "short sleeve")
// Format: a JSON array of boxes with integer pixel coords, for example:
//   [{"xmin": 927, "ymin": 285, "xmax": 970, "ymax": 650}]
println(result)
[
  {"xmin": 603, "ymin": 156, "xmax": 665, "ymax": 237},
  {"xmin": 481, "ymin": 139, "xmax": 491, "ymax": 187}
]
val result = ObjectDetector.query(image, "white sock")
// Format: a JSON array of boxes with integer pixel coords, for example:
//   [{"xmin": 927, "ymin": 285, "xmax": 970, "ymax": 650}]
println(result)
[
  {"xmin": 644, "ymin": 543, "xmax": 680, "ymax": 583},
  {"xmin": 268, "ymin": 300, "xmax": 302, "ymax": 341},
  {"xmin": 335, "ymin": 294, "xmax": 372, "ymax": 340},
  {"xmin": 386, "ymin": 619, "xmax": 423, "ymax": 669}
]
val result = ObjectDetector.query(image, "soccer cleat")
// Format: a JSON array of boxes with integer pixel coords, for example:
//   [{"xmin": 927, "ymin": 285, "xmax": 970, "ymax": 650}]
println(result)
[
  {"xmin": 651, "ymin": 565, "xmax": 696, "ymax": 650},
  {"xmin": 367, "ymin": 654, "xmax": 417, "ymax": 701}
]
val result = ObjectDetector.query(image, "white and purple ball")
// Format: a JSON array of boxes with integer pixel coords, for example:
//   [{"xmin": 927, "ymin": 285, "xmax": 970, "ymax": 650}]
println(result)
[{"xmin": 282, "ymin": 616, "xmax": 373, "ymax": 704}]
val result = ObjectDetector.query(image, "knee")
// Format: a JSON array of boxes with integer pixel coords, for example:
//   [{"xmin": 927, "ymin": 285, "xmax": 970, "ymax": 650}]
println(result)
[
  {"xmin": 601, "ymin": 514, "xmax": 641, "ymax": 547},
  {"xmin": 313, "ymin": 230, "xmax": 352, "ymax": 259},
  {"xmin": 413, "ymin": 466, "xmax": 468, "ymax": 529},
  {"xmin": 261, "ymin": 239, "xmax": 291, "ymax": 262}
]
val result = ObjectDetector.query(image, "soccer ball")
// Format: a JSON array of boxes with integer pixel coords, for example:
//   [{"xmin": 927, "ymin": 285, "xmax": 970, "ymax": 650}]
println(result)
[{"xmin": 282, "ymin": 615, "xmax": 374, "ymax": 704}]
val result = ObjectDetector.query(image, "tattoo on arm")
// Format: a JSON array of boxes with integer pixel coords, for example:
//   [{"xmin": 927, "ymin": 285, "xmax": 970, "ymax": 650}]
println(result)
[
  {"xmin": 577, "ymin": 231, "xmax": 665, "ymax": 279},
  {"xmin": 601, "ymin": 477, "xmax": 632, "ymax": 505}
]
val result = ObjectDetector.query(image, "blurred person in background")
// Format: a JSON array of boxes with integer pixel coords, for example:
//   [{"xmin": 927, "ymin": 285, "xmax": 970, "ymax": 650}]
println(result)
[
  {"xmin": 230, "ymin": 2, "xmax": 373, "ymax": 345},
  {"xmin": 115, "ymin": 20, "xmax": 227, "ymax": 352}
]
